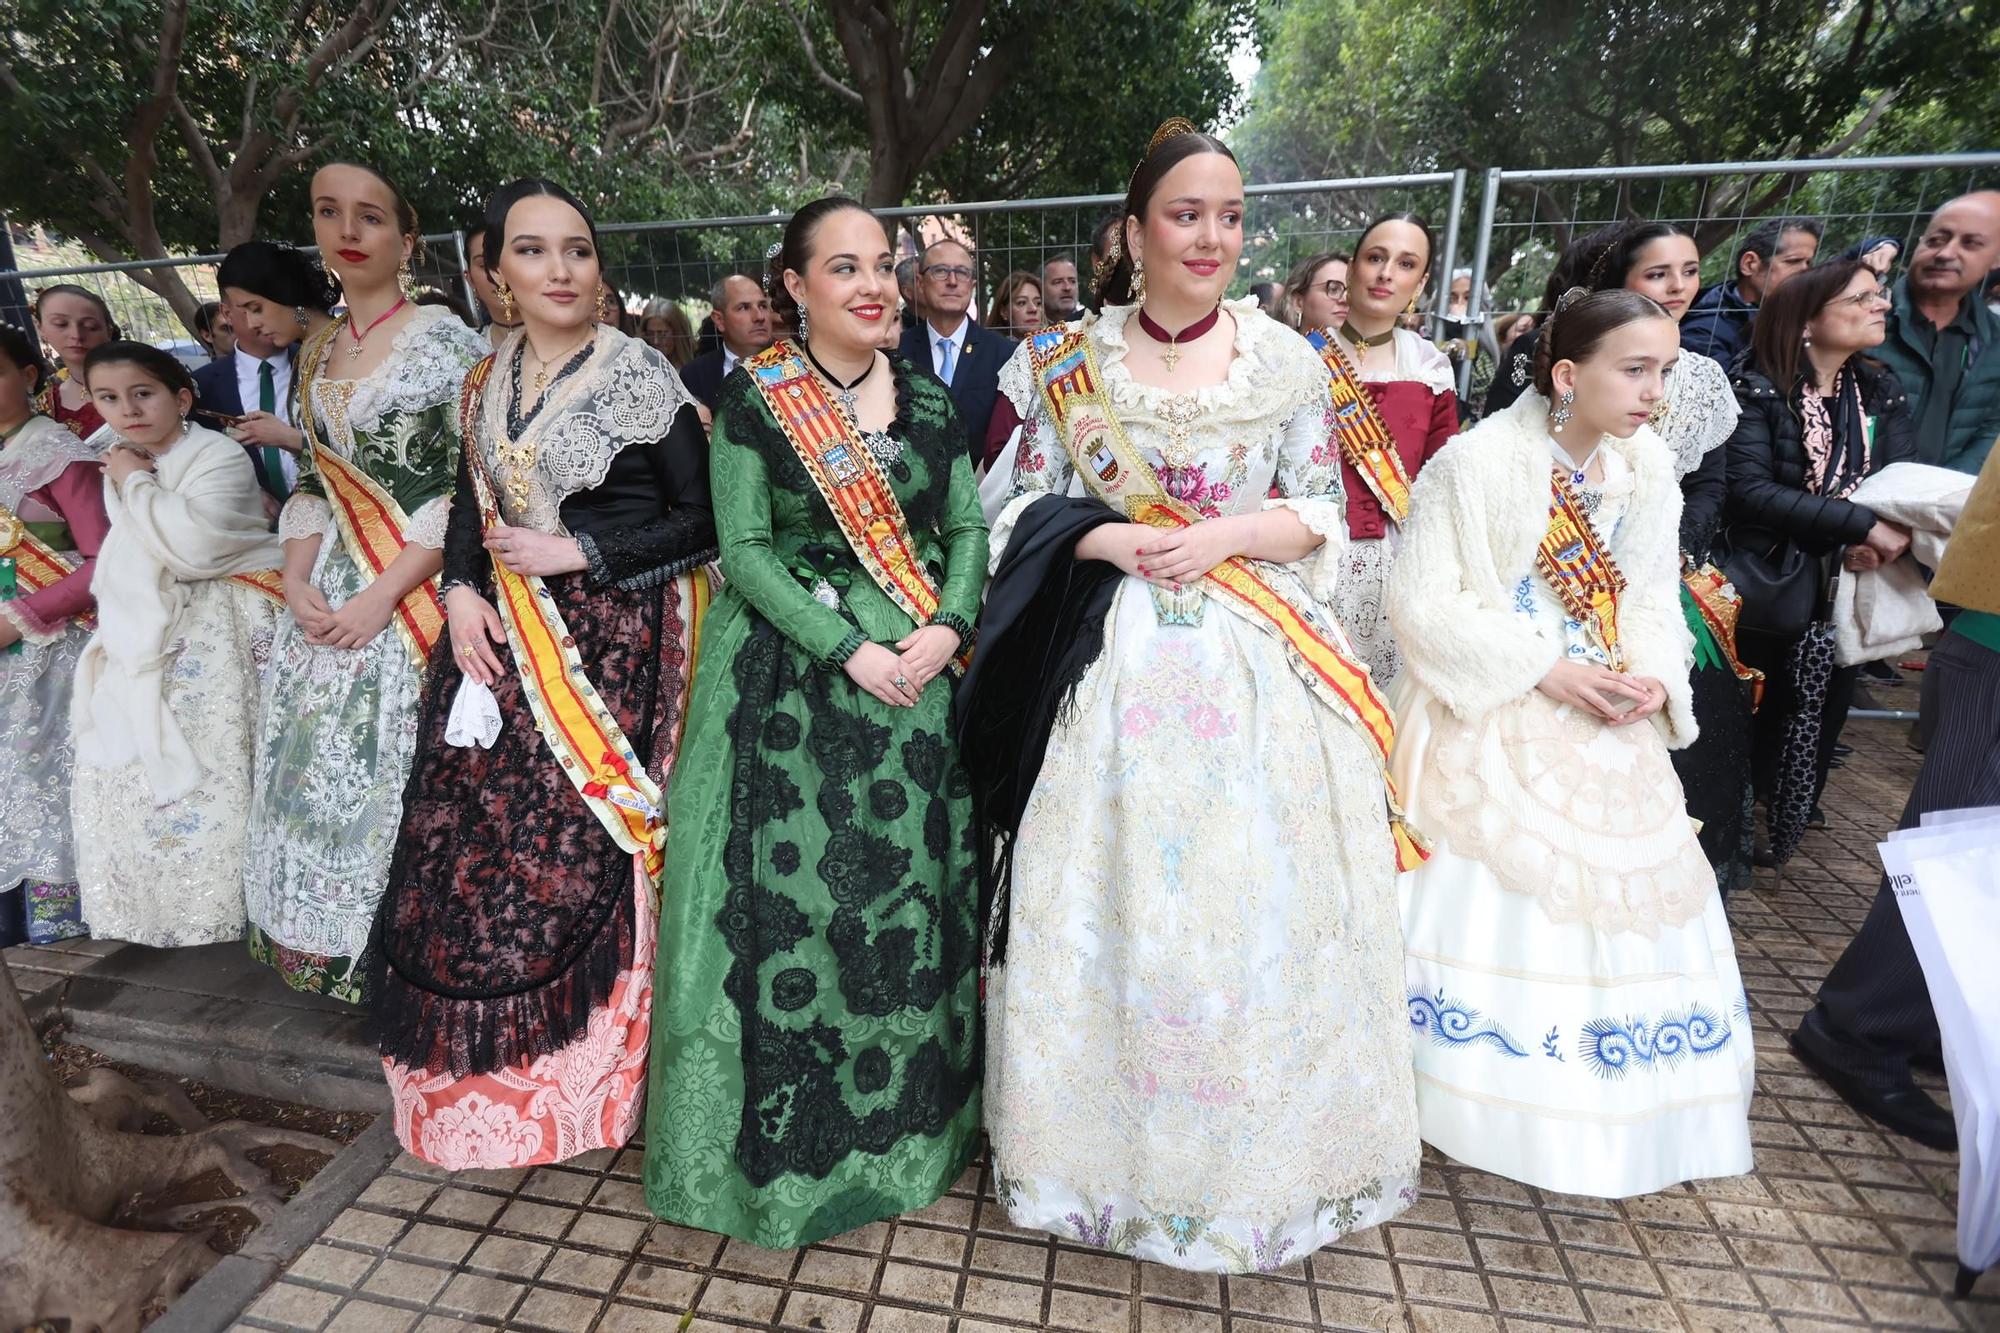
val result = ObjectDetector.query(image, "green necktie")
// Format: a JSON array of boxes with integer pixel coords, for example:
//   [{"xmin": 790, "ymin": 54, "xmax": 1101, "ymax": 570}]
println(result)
[{"xmin": 258, "ymin": 360, "xmax": 288, "ymax": 501}]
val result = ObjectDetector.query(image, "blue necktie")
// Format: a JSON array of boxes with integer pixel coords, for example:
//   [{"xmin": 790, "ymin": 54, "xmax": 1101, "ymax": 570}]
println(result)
[{"xmin": 937, "ymin": 336, "xmax": 956, "ymax": 386}]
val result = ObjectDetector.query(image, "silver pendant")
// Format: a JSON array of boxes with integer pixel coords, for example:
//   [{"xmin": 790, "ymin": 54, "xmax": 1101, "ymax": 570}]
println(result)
[{"xmin": 811, "ymin": 577, "xmax": 841, "ymax": 610}]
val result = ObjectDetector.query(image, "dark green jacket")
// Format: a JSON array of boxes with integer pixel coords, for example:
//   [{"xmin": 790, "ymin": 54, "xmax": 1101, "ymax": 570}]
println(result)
[{"xmin": 1871, "ymin": 279, "xmax": 2000, "ymax": 475}]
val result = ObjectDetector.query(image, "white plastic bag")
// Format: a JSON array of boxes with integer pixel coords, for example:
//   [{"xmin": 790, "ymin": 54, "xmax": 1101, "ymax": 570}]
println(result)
[{"xmin": 1881, "ymin": 808, "xmax": 2000, "ymax": 1283}]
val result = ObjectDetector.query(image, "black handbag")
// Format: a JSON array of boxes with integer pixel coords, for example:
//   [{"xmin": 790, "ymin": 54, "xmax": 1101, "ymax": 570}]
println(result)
[{"xmin": 1716, "ymin": 532, "xmax": 1828, "ymax": 641}]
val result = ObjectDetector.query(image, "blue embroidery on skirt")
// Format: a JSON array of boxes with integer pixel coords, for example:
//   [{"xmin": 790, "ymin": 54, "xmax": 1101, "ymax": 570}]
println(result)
[
  {"xmin": 1579, "ymin": 1005, "xmax": 1732, "ymax": 1078},
  {"xmin": 1408, "ymin": 990, "xmax": 1529, "ymax": 1057}
]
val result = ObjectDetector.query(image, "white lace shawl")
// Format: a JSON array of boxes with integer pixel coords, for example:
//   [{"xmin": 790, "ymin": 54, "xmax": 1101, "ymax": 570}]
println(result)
[
  {"xmin": 1658, "ymin": 350, "xmax": 1738, "ymax": 480},
  {"xmin": 339, "ymin": 304, "xmax": 490, "ymax": 437},
  {"xmin": 1, "ymin": 415, "xmax": 101, "ymax": 508},
  {"xmin": 477, "ymin": 325, "xmax": 696, "ymax": 533}
]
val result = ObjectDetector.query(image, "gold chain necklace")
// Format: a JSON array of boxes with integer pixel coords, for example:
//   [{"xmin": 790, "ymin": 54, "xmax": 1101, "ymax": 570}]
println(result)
[{"xmin": 522, "ymin": 330, "xmax": 596, "ymax": 397}]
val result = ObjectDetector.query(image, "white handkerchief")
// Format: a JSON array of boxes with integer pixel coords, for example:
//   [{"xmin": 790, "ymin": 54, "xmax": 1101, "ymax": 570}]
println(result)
[{"xmin": 445, "ymin": 678, "xmax": 501, "ymax": 749}]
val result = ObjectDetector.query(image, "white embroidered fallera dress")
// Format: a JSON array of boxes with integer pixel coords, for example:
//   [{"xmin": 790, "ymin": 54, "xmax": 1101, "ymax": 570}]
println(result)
[
  {"xmin": 983, "ymin": 301, "xmax": 1420, "ymax": 1274},
  {"xmin": 1388, "ymin": 395, "xmax": 1755, "ymax": 1198},
  {"xmin": 244, "ymin": 306, "xmax": 486, "ymax": 1000},
  {"xmin": 71, "ymin": 426, "xmax": 281, "ymax": 945}
]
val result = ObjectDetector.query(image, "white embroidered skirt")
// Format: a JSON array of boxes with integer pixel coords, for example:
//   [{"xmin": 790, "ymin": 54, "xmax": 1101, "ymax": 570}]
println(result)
[
  {"xmin": 986, "ymin": 579, "xmax": 1420, "ymax": 1272},
  {"xmin": 1390, "ymin": 680, "xmax": 1756, "ymax": 1198}
]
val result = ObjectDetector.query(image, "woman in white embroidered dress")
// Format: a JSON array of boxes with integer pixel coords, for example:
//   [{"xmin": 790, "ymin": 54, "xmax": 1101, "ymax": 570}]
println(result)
[
  {"xmin": 1316, "ymin": 214, "xmax": 1458, "ymax": 687},
  {"xmin": 0, "ymin": 326, "xmax": 106, "ymax": 946},
  {"xmin": 244, "ymin": 163, "xmax": 486, "ymax": 1002},
  {"xmin": 966, "ymin": 124, "xmax": 1419, "ymax": 1274},
  {"xmin": 1388, "ymin": 289, "xmax": 1754, "ymax": 1197},
  {"xmin": 71, "ymin": 343, "xmax": 282, "ymax": 944}
]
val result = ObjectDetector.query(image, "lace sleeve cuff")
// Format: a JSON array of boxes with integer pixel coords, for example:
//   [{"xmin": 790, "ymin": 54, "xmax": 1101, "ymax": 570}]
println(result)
[
  {"xmin": 405, "ymin": 495, "xmax": 451, "ymax": 550},
  {"xmin": 278, "ymin": 492, "xmax": 333, "ymax": 542},
  {"xmin": 0, "ymin": 599, "xmax": 66, "ymax": 647},
  {"xmin": 822, "ymin": 628, "xmax": 867, "ymax": 667},
  {"xmin": 578, "ymin": 528, "xmax": 719, "ymax": 592},
  {"xmin": 1263, "ymin": 496, "xmax": 1350, "ymax": 604}
]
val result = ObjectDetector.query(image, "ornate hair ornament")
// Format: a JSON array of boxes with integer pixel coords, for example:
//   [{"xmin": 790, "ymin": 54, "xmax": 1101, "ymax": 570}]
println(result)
[
  {"xmin": 762, "ymin": 240, "xmax": 783, "ymax": 296},
  {"xmin": 1544, "ymin": 284, "xmax": 1591, "ymax": 347},
  {"xmin": 1584, "ymin": 223, "xmax": 1636, "ymax": 291},
  {"xmin": 1130, "ymin": 116, "xmax": 1201, "ymax": 192}
]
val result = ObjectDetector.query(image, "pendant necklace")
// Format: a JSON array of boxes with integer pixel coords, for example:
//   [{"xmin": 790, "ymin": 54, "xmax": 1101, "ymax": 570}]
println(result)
[
  {"xmin": 1551, "ymin": 437, "xmax": 1602, "ymax": 487},
  {"xmin": 1339, "ymin": 320, "xmax": 1395, "ymax": 352},
  {"xmin": 802, "ymin": 340, "xmax": 875, "ymax": 421},
  {"xmin": 345, "ymin": 297, "xmax": 409, "ymax": 361},
  {"xmin": 524, "ymin": 330, "xmax": 596, "ymax": 397},
  {"xmin": 1135, "ymin": 304, "xmax": 1221, "ymax": 372}
]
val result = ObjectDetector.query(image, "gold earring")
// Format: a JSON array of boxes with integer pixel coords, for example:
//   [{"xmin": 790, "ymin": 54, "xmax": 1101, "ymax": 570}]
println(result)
[
  {"xmin": 397, "ymin": 256, "xmax": 414, "ymax": 298},
  {"xmin": 1405, "ymin": 291, "xmax": 1420, "ymax": 316},
  {"xmin": 496, "ymin": 281, "xmax": 515, "ymax": 323},
  {"xmin": 596, "ymin": 283, "xmax": 615, "ymax": 323},
  {"xmin": 1131, "ymin": 255, "xmax": 1147, "ymax": 304}
]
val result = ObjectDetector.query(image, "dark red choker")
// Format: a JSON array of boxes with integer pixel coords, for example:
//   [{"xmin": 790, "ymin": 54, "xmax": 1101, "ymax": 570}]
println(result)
[{"xmin": 1135, "ymin": 304, "xmax": 1222, "ymax": 371}]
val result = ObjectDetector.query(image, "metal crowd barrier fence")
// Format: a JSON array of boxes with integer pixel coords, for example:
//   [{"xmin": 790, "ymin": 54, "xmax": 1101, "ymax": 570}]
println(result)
[
  {"xmin": 595, "ymin": 171, "xmax": 1469, "ymax": 325},
  {"xmin": 0, "ymin": 233, "xmax": 472, "ymax": 353},
  {"xmin": 1461, "ymin": 152, "xmax": 2000, "ymax": 337},
  {"xmin": 1, "ymin": 173, "xmax": 1473, "ymax": 345}
]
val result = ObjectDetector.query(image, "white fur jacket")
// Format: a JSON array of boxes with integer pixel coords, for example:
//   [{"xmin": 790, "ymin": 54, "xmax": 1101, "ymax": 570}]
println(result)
[{"xmin": 1386, "ymin": 391, "xmax": 1698, "ymax": 747}]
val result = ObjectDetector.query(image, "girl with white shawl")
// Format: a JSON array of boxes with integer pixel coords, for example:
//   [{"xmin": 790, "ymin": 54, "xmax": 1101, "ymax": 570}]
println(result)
[
  {"xmin": 70, "ymin": 343, "xmax": 283, "ymax": 947},
  {"xmin": 1388, "ymin": 291, "xmax": 1755, "ymax": 1197}
]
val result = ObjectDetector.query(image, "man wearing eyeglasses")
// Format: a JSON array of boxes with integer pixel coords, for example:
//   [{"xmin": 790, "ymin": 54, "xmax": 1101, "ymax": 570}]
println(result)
[{"xmin": 900, "ymin": 238, "xmax": 1018, "ymax": 462}]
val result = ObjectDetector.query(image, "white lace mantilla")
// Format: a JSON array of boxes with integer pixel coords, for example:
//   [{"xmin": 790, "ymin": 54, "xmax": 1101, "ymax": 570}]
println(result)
[
  {"xmin": 1, "ymin": 416, "xmax": 100, "ymax": 503},
  {"xmin": 1655, "ymin": 350, "xmax": 1738, "ymax": 480},
  {"xmin": 479, "ymin": 326, "xmax": 694, "ymax": 532},
  {"xmin": 321, "ymin": 305, "xmax": 489, "ymax": 441}
]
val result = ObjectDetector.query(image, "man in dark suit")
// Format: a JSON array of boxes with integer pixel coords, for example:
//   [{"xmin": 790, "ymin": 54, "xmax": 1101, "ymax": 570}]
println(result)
[
  {"xmin": 192, "ymin": 306, "xmax": 295, "ymax": 511},
  {"xmin": 898, "ymin": 238, "xmax": 1017, "ymax": 462},
  {"xmin": 681, "ymin": 273, "xmax": 774, "ymax": 410}
]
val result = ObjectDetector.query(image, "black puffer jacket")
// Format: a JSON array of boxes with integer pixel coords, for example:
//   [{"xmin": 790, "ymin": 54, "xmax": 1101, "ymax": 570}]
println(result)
[{"xmin": 1722, "ymin": 357, "xmax": 1917, "ymax": 558}]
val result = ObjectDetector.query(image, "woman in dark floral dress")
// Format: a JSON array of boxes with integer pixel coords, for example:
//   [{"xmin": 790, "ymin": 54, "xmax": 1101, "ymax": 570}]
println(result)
[{"xmin": 644, "ymin": 198, "xmax": 988, "ymax": 1249}]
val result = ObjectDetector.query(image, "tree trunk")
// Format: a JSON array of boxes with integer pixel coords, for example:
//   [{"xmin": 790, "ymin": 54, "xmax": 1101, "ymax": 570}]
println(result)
[{"xmin": 0, "ymin": 965, "xmax": 337, "ymax": 1332}]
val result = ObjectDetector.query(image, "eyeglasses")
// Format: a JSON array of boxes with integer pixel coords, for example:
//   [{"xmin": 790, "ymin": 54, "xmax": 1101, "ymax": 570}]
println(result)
[
  {"xmin": 1826, "ymin": 286, "xmax": 1891, "ymax": 311},
  {"xmin": 924, "ymin": 265, "xmax": 974, "ymax": 282},
  {"xmin": 1311, "ymin": 280, "xmax": 1349, "ymax": 301}
]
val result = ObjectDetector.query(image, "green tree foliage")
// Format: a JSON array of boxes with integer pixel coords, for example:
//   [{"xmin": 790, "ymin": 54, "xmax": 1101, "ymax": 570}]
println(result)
[{"xmin": 1236, "ymin": 0, "xmax": 1994, "ymax": 300}]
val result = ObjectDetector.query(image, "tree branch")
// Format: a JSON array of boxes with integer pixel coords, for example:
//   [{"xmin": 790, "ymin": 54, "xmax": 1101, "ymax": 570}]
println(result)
[{"xmin": 786, "ymin": 0, "xmax": 864, "ymax": 105}]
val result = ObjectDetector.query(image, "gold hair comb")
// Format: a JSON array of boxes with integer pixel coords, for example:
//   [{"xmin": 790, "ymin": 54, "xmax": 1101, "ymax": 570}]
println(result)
[{"xmin": 1146, "ymin": 117, "xmax": 1200, "ymax": 156}]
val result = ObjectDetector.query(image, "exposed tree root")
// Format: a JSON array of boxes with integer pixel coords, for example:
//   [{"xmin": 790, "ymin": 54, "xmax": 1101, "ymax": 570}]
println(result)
[{"xmin": 0, "ymin": 966, "xmax": 339, "ymax": 1332}]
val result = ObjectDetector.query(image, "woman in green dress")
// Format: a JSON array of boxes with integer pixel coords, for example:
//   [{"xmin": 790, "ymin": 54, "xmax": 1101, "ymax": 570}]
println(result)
[{"xmin": 644, "ymin": 197, "xmax": 988, "ymax": 1248}]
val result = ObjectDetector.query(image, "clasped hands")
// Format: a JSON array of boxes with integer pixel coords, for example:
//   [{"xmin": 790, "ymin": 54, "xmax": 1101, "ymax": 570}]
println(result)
[
  {"xmin": 1078, "ymin": 518, "xmax": 1240, "ymax": 588},
  {"xmin": 845, "ymin": 626, "xmax": 960, "ymax": 709},
  {"xmin": 440, "ymin": 524, "xmax": 587, "ymax": 683},
  {"xmin": 1537, "ymin": 659, "xmax": 1668, "ymax": 726}
]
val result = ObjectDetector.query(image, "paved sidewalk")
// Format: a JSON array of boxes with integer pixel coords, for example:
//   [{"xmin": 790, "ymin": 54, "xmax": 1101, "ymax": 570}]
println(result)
[
  {"xmin": 220, "ymin": 716, "xmax": 1997, "ymax": 1333},
  {"xmin": 10, "ymin": 713, "xmax": 1989, "ymax": 1331}
]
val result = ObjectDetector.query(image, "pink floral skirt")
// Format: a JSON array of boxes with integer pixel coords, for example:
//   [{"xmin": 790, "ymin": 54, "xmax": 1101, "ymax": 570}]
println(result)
[{"xmin": 383, "ymin": 863, "xmax": 656, "ymax": 1170}]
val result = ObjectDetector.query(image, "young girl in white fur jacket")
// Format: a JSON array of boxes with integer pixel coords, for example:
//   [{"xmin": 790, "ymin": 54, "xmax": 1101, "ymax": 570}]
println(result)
[{"xmin": 1386, "ymin": 289, "xmax": 1755, "ymax": 1197}]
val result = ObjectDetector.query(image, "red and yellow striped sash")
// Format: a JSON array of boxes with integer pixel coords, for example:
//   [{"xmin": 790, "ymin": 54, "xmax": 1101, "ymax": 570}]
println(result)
[
  {"xmin": 1026, "ymin": 326, "xmax": 1428, "ymax": 872},
  {"xmin": 458, "ymin": 356, "xmax": 693, "ymax": 879},
  {"xmin": 746, "ymin": 340, "xmax": 970, "ymax": 672},
  {"xmin": 0, "ymin": 501, "xmax": 94, "ymax": 629},
  {"xmin": 1304, "ymin": 329, "xmax": 1412, "ymax": 522},
  {"xmin": 1535, "ymin": 475, "xmax": 1627, "ymax": 671},
  {"xmin": 227, "ymin": 568, "xmax": 287, "ymax": 607}
]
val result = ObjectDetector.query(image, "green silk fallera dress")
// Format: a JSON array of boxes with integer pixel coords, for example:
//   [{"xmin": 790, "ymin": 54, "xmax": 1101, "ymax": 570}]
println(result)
[{"xmin": 644, "ymin": 354, "xmax": 989, "ymax": 1249}]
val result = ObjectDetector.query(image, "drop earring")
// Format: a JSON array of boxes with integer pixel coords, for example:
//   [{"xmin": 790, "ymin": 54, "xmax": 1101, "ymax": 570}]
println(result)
[
  {"xmin": 496, "ymin": 282, "xmax": 515, "ymax": 323},
  {"xmin": 1405, "ymin": 291, "xmax": 1420, "ymax": 316},
  {"xmin": 1551, "ymin": 388, "xmax": 1575, "ymax": 433},
  {"xmin": 797, "ymin": 302, "xmax": 811, "ymax": 342},
  {"xmin": 397, "ymin": 256, "xmax": 415, "ymax": 298},
  {"xmin": 596, "ymin": 283, "xmax": 615, "ymax": 323},
  {"xmin": 1130, "ymin": 255, "xmax": 1147, "ymax": 304},
  {"xmin": 294, "ymin": 306, "xmax": 309, "ymax": 329}
]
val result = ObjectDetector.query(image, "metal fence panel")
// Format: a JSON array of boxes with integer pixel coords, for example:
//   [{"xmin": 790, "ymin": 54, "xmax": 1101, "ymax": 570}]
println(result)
[{"xmin": 1464, "ymin": 152, "xmax": 2000, "ymax": 328}]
